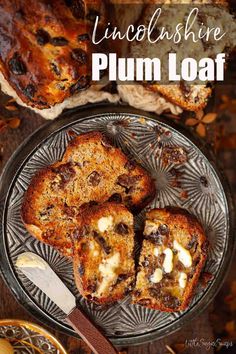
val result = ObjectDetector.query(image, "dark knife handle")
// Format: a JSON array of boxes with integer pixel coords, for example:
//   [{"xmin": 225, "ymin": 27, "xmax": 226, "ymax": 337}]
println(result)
[{"xmin": 67, "ymin": 307, "xmax": 118, "ymax": 354}]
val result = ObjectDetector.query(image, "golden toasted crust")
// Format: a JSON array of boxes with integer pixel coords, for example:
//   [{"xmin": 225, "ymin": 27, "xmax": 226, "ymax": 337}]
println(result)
[
  {"xmin": 133, "ymin": 207, "xmax": 207, "ymax": 312},
  {"xmin": 0, "ymin": 0, "xmax": 105, "ymax": 109},
  {"xmin": 21, "ymin": 131, "xmax": 155, "ymax": 256},
  {"xmin": 73, "ymin": 202, "xmax": 135, "ymax": 304}
]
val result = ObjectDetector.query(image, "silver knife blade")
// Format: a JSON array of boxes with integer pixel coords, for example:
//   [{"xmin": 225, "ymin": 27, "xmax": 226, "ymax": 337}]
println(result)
[{"xmin": 16, "ymin": 252, "xmax": 76, "ymax": 315}]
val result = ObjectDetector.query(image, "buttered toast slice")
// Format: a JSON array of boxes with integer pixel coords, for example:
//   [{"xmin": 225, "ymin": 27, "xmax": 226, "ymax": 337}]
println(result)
[
  {"xmin": 133, "ymin": 207, "xmax": 207, "ymax": 312},
  {"xmin": 21, "ymin": 131, "xmax": 155, "ymax": 256},
  {"xmin": 73, "ymin": 202, "xmax": 135, "ymax": 304}
]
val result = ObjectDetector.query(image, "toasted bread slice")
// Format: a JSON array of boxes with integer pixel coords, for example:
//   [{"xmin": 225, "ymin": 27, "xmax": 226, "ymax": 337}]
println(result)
[
  {"xmin": 73, "ymin": 202, "xmax": 135, "ymax": 304},
  {"xmin": 21, "ymin": 131, "xmax": 155, "ymax": 256},
  {"xmin": 133, "ymin": 207, "xmax": 207, "ymax": 312},
  {"xmin": 147, "ymin": 84, "xmax": 212, "ymax": 112}
]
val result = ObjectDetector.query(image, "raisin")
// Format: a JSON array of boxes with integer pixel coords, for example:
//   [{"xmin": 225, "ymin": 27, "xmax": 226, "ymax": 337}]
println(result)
[
  {"xmin": 72, "ymin": 228, "xmax": 81, "ymax": 239},
  {"xmin": 66, "ymin": 0, "xmax": 85, "ymax": 19},
  {"xmin": 145, "ymin": 231, "xmax": 162, "ymax": 244},
  {"xmin": 162, "ymin": 294, "xmax": 181, "ymax": 309},
  {"xmin": 78, "ymin": 33, "xmax": 90, "ymax": 41},
  {"xmin": 64, "ymin": 204, "xmax": 76, "ymax": 217},
  {"xmin": 163, "ymin": 272, "xmax": 174, "ymax": 280},
  {"xmin": 70, "ymin": 75, "xmax": 90, "ymax": 93},
  {"xmin": 115, "ymin": 223, "xmax": 129, "ymax": 235},
  {"xmin": 86, "ymin": 9, "xmax": 100, "ymax": 22},
  {"xmin": 200, "ymin": 176, "xmax": 208, "ymax": 187},
  {"xmin": 9, "ymin": 53, "xmax": 26, "ymax": 75},
  {"xmin": 201, "ymin": 240, "xmax": 209, "ymax": 253},
  {"xmin": 115, "ymin": 273, "xmax": 130, "ymax": 286},
  {"xmin": 80, "ymin": 201, "xmax": 98, "ymax": 211},
  {"xmin": 87, "ymin": 281, "xmax": 97, "ymax": 293},
  {"xmin": 118, "ymin": 273, "xmax": 130, "ymax": 282},
  {"xmin": 80, "ymin": 242, "xmax": 87, "ymax": 251},
  {"xmin": 149, "ymin": 287, "xmax": 161, "ymax": 298},
  {"xmin": 158, "ymin": 253, "xmax": 165, "ymax": 266},
  {"xmin": 124, "ymin": 281, "xmax": 135, "ymax": 295},
  {"xmin": 180, "ymin": 80, "xmax": 191, "ymax": 98},
  {"xmin": 158, "ymin": 224, "xmax": 169, "ymax": 235},
  {"xmin": 50, "ymin": 37, "xmax": 69, "ymax": 46},
  {"xmin": 51, "ymin": 62, "xmax": 61, "ymax": 76},
  {"xmin": 108, "ymin": 193, "xmax": 122, "ymax": 203},
  {"xmin": 78, "ymin": 264, "xmax": 85, "ymax": 276},
  {"xmin": 53, "ymin": 163, "xmax": 75, "ymax": 186},
  {"xmin": 124, "ymin": 195, "xmax": 133, "ymax": 206},
  {"xmin": 133, "ymin": 290, "xmax": 141, "ymax": 297},
  {"xmin": 39, "ymin": 204, "xmax": 54, "ymax": 220},
  {"xmin": 193, "ymin": 256, "xmax": 200, "ymax": 266},
  {"xmin": 87, "ymin": 171, "xmax": 101, "ymax": 186},
  {"xmin": 176, "ymin": 261, "xmax": 185, "ymax": 271},
  {"xmin": 187, "ymin": 235, "xmax": 198, "ymax": 251},
  {"xmin": 117, "ymin": 174, "xmax": 141, "ymax": 191},
  {"xmin": 188, "ymin": 268, "xmax": 195, "ymax": 279},
  {"xmin": 124, "ymin": 160, "xmax": 136, "ymax": 171},
  {"xmin": 94, "ymin": 232, "xmax": 111, "ymax": 254},
  {"xmin": 36, "ymin": 29, "xmax": 50, "ymax": 45},
  {"xmin": 23, "ymin": 84, "xmax": 36, "ymax": 99},
  {"xmin": 141, "ymin": 257, "xmax": 150, "ymax": 267},
  {"xmin": 71, "ymin": 48, "xmax": 87, "ymax": 65}
]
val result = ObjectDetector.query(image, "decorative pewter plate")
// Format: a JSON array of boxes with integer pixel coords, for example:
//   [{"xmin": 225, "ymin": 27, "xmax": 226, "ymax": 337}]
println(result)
[{"xmin": 0, "ymin": 105, "xmax": 234, "ymax": 346}]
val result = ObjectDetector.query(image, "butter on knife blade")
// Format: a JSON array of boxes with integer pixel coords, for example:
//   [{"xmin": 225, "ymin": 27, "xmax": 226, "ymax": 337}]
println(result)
[
  {"xmin": 16, "ymin": 252, "xmax": 76, "ymax": 315},
  {"xmin": 16, "ymin": 252, "xmax": 47, "ymax": 270}
]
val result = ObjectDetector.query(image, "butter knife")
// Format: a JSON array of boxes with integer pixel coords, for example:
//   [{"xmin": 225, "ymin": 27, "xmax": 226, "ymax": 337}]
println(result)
[{"xmin": 16, "ymin": 252, "xmax": 118, "ymax": 354}]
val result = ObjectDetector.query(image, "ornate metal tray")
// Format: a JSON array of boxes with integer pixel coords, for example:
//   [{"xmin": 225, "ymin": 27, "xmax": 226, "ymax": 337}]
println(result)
[
  {"xmin": 0, "ymin": 319, "xmax": 67, "ymax": 354},
  {"xmin": 0, "ymin": 105, "xmax": 234, "ymax": 346}
]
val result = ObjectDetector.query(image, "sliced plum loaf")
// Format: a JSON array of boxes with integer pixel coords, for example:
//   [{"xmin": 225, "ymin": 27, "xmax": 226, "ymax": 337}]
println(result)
[
  {"xmin": 73, "ymin": 202, "xmax": 135, "ymax": 304},
  {"xmin": 133, "ymin": 207, "xmax": 207, "ymax": 312},
  {"xmin": 21, "ymin": 131, "xmax": 155, "ymax": 257}
]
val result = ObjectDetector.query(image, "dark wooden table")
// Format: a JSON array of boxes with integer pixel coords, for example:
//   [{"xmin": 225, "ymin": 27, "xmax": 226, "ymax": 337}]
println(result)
[{"xmin": 0, "ymin": 93, "xmax": 235, "ymax": 354}]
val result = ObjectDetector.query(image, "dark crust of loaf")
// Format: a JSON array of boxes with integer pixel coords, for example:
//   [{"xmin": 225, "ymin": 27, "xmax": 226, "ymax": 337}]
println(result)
[
  {"xmin": 21, "ymin": 131, "xmax": 155, "ymax": 256},
  {"xmin": 133, "ymin": 207, "xmax": 208, "ymax": 312},
  {"xmin": 0, "ymin": 0, "xmax": 106, "ymax": 109},
  {"xmin": 73, "ymin": 202, "xmax": 135, "ymax": 304}
]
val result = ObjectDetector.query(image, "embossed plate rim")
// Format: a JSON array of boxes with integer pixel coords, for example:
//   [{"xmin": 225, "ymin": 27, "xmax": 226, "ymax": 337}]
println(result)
[{"xmin": 0, "ymin": 104, "xmax": 235, "ymax": 346}]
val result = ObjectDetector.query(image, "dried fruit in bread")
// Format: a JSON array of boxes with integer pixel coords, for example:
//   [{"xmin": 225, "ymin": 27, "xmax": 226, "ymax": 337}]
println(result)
[
  {"xmin": 21, "ymin": 131, "xmax": 155, "ymax": 256},
  {"xmin": 133, "ymin": 207, "xmax": 207, "ymax": 312},
  {"xmin": 73, "ymin": 202, "xmax": 135, "ymax": 304}
]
